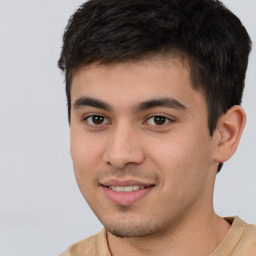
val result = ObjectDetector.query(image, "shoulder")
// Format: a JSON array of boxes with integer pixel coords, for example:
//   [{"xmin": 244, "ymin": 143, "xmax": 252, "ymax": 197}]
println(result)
[
  {"xmin": 210, "ymin": 216, "xmax": 256, "ymax": 256},
  {"xmin": 59, "ymin": 234, "xmax": 97, "ymax": 256},
  {"xmin": 223, "ymin": 217, "xmax": 256, "ymax": 255},
  {"xmin": 235, "ymin": 219, "xmax": 256, "ymax": 255},
  {"xmin": 59, "ymin": 229, "xmax": 110, "ymax": 256}
]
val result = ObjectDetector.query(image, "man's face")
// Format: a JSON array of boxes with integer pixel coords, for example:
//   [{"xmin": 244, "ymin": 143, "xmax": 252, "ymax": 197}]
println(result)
[{"xmin": 70, "ymin": 58, "xmax": 219, "ymax": 238}]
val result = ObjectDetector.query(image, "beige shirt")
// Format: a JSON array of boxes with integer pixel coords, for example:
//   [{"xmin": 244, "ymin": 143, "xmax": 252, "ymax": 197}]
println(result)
[{"xmin": 60, "ymin": 217, "xmax": 256, "ymax": 256}]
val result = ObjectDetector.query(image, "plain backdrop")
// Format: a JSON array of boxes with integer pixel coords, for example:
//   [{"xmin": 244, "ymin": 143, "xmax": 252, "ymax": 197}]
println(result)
[{"xmin": 0, "ymin": 1, "xmax": 255, "ymax": 255}]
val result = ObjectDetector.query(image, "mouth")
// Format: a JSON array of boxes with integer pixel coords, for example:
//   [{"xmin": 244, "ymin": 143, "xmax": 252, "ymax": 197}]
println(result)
[
  {"xmin": 108, "ymin": 185, "xmax": 147, "ymax": 192},
  {"xmin": 100, "ymin": 180, "xmax": 154, "ymax": 205}
]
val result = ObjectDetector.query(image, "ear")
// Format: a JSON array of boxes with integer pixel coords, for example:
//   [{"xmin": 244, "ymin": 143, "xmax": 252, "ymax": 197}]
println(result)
[{"xmin": 213, "ymin": 105, "xmax": 246, "ymax": 163}]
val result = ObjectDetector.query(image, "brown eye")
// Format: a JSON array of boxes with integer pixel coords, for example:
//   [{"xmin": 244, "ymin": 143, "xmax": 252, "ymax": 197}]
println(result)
[
  {"xmin": 86, "ymin": 115, "xmax": 109, "ymax": 126},
  {"xmin": 146, "ymin": 115, "xmax": 172, "ymax": 126},
  {"xmin": 153, "ymin": 116, "xmax": 167, "ymax": 125},
  {"xmin": 92, "ymin": 115, "xmax": 104, "ymax": 125}
]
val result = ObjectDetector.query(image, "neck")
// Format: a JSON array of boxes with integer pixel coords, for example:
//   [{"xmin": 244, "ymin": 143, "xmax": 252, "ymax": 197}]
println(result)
[{"xmin": 107, "ymin": 211, "xmax": 231, "ymax": 256}]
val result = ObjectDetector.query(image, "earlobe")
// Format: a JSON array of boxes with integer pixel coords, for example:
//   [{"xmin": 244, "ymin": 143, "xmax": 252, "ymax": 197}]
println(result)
[{"xmin": 213, "ymin": 105, "xmax": 246, "ymax": 163}]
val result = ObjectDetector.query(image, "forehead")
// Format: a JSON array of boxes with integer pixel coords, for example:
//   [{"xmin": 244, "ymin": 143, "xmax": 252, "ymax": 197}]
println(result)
[{"xmin": 70, "ymin": 57, "xmax": 205, "ymax": 112}]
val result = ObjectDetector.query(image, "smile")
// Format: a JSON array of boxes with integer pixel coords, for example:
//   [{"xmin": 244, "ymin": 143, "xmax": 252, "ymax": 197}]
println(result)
[
  {"xmin": 102, "ymin": 184, "xmax": 154, "ymax": 206},
  {"xmin": 108, "ymin": 186, "xmax": 145, "ymax": 192}
]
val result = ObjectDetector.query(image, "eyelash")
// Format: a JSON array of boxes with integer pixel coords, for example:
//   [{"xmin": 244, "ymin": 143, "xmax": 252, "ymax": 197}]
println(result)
[
  {"xmin": 145, "ymin": 115, "xmax": 174, "ymax": 127},
  {"xmin": 83, "ymin": 114, "xmax": 111, "ymax": 128},
  {"xmin": 82, "ymin": 114, "xmax": 174, "ymax": 129}
]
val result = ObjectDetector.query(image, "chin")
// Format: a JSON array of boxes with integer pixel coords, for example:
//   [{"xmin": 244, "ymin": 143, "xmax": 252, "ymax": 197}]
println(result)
[{"xmin": 103, "ymin": 218, "xmax": 162, "ymax": 238}]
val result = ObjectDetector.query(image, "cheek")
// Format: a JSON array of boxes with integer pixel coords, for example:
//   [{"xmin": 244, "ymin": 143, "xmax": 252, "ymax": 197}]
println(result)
[
  {"xmin": 70, "ymin": 130, "xmax": 102, "ymax": 190},
  {"xmin": 149, "ymin": 131, "xmax": 213, "ymax": 193},
  {"xmin": 70, "ymin": 125, "xmax": 104, "ymax": 165}
]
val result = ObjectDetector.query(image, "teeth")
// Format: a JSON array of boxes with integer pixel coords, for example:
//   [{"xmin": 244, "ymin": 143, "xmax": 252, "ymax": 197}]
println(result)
[
  {"xmin": 124, "ymin": 186, "xmax": 133, "ymax": 192},
  {"xmin": 116, "ymin": 186, "xmax": 123, "ymax": 192},
  {"xmin": 109, "ymin": 186, "xmax": 145, "ymax": 192}
]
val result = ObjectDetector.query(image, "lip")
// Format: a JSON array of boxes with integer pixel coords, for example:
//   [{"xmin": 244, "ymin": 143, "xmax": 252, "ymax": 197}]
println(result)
[
  {"xmin": 101, "ymin": 179, "xmax": 154, "ymax": 206},
  {"xmin": 101, "ymin": 179, "xmax": 153, "ymax": 187}
]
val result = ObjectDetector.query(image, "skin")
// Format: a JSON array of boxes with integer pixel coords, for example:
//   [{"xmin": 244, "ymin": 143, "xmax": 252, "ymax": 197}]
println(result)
[{"xmin": 70, "ymin": 58, "xmax": 245, "ymax": 256}]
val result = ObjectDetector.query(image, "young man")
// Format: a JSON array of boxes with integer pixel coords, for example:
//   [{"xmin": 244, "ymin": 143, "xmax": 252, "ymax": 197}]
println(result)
[{"xmin": 58, "ymin": 0, "xmax": 255, "ymax": 255}]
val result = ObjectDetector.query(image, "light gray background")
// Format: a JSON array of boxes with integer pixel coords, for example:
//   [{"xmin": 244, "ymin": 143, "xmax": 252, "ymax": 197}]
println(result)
[{"xmin": 0, "ymin": 1, "xmax": 255, "ymax": 255}]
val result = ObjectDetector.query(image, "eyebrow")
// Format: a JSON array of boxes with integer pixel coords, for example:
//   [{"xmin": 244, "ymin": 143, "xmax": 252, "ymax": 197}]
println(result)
[
  {"xmin": 73, "ymin": 96, "xmax": 186, "ymax": 112},
  {"xmin": 135, "ymin": 97, "xmax": 187, "ymax": 112},
  {"xmin": 73, "ymin": 97, "xmax": 112, "ymax": 111}
]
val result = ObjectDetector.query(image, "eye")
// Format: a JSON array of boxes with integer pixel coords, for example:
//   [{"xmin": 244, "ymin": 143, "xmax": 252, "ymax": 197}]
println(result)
[
  {"xmin": 146, "ymin": 115, "xmax": 172, "ymax": 126},
  {"xmin": 84, "ymin": 115, "xmax": 110, "ymax": 126}
]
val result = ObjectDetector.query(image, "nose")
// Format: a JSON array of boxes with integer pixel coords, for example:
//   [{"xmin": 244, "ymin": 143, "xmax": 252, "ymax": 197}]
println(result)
[{"xmin": 103, "ymin": 124, "xmax": 145, "ymax": 169}]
